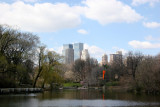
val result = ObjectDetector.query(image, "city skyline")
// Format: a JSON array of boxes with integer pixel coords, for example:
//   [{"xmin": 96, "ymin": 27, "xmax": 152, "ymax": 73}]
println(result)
[
  {"xmin": 0, "ymin": 0, "xmax": 160, "ymax": 62},
  {"xmin": 62, "ymin": 42, "xmax": 123, "ymax": 64},
  {"xmin": 62, "ymin": 43, "xmax": 84, "ymax": 64}
]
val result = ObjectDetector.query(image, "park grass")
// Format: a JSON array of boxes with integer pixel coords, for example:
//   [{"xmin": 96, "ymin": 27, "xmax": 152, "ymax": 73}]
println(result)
[
  {"xmin": 105, "ymin": 81, "xmax": 119, "ymax": 86},
  {"xmin": 63, "ymin": 81, "xmax": 119, "ymax": 88},
  {"xmin": 63, "ymin": 82, "xmax": 82, "ymax": 87}
]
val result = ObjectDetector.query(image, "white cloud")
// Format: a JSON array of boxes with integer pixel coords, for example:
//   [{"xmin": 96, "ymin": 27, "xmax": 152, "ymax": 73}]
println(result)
[
  {"xmin": 48, "ymin": 46, "xmax": 63, "ymax": 55},
  {"xmin": 143, "ymin": 22, "xmax": 160, "ymax": 28},
  {"xmin": 83, "ymin": 0, "xmax": 142, "ymax": 25},
  {"xmin": 128, "ymin": 40, "xmax": 160, "ymax": 49},
  {"xmin": 0, "ymin": 0, "xmax": 143, "ymax": 32},
  {"xmin": 77, "ymin": 29, "xmax": 88, "ymax": 34},
  {"xmin": 0, "ymin": 1, "xmax": 82, "ymax": 32},
  {"xmin": 14, "ymin": 0, "xmax": 38, "ymax": 2},
  {"xmin": 84, "ymin": 44, "xmax": 106, "ymax": 61},
  {"xmin": 22, "ymin": 0, "xmax": 39, "ymax": 2},
  {"xmin": 145, "ymin": 35, "xmax": 160, "ymax": 41},
  {"xmin": 25, "ymin": 0, "xmax": 38, "ymax": 2},
  {"xmin": 48, "ymin": 48, "xmax": 54, "ymax": 52},
  {"xmin": 112, "ymin": 47, "xmax": 128, "ymax": 55},
  {"xmin": 132, "ymin": 0, "xmax": 160, "ymax": 6},
  {"xmin": 56, "ymin": 46, "xmax": 63, "ymax": 55},
  {"xmin": 145, "ymin": 35, "xmax": 154, "ymax": 41}
]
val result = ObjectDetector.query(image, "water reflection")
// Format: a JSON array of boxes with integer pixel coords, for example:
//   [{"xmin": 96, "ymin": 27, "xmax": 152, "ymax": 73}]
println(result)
[
  {"xmin": 38, "ymin": 100, "xmax": 160, "ymax": 107},
  {"xmin": 0, "ymin": 89, "xmax": 160, "ymax": 107}
]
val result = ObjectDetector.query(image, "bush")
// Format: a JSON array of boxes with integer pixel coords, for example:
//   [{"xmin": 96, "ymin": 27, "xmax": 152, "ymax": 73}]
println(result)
[
  {"xmin": 105, "ymin": 81, "xmax": 119, "ymax": 86},
  {"xmin": 0, "ymin": 76, "xmax": 17, "ymax": 88}
]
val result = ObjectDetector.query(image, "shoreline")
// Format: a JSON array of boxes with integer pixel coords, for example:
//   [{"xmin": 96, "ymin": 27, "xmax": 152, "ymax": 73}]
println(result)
[
  {"xmin": 1, "ymin": 86, "xmax": 160, "ymax": 95},
  {"xmin": 0, "ymin": 88, "xmax": 43, "ymax": 94}
]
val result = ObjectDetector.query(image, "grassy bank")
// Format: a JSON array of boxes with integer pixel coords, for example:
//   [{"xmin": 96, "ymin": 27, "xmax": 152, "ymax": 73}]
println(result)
[
  {"xmin": 105, "ymin": 81, "xmax": 119, "ymax": 86},
  {"xmin": 63, "ymin": 82, "xmax": 82, "ymax": 87}
]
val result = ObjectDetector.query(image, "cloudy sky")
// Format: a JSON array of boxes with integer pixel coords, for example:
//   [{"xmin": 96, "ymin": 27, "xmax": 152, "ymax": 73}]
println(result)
[{"xmin": 0, "ymin": 0, "xmax": 160, "ymax": 62}]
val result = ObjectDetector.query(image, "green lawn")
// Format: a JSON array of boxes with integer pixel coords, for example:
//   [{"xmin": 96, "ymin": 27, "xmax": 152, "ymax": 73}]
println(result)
[{"xmin": 63, "ymin": 82, "xmax": 82, "ymax": 87}]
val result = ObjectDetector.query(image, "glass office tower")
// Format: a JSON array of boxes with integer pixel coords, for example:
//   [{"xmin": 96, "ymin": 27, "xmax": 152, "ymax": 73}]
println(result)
[
  {"xmin": 62, "ymin": 44, "xmax": 73, "ymax": 56},
  {"xmin": 73, "ymin": 43, "xmax": 83, "ymax": 61},
  {"xmin": 62, "ymin": 44, "xmax": 74, "ymax": 64}
]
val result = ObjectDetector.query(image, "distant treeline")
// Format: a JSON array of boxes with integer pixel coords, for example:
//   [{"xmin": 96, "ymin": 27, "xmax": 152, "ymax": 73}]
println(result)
[
  {"xmin": 0, "ymin": 25, "xmax": 160, "ymax": 94},
  {"xmin": 69, "ymin": 46, "xmax": 160, "ymax": 94}
]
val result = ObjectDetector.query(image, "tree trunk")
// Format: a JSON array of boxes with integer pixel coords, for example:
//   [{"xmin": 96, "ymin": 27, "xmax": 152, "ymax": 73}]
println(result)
[
  {"xmin": 41, "ymin": 79, "xmax": 46, "ymax": 89},
  {"xmin": 33, "ymin": 67, "xmax": 42, "ymax": 88}
]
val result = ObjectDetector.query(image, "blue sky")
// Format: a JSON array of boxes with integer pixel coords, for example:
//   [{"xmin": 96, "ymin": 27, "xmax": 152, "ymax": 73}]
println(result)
[{"xmin": 0, "ymin": 0, "xmax": 160, "ymax": 62}]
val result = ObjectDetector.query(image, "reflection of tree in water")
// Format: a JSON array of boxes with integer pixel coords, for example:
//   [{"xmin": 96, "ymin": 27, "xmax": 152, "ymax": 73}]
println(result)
[{"xmin": 36, "ymin": 90, "xmax": 160, "ymax": 102}]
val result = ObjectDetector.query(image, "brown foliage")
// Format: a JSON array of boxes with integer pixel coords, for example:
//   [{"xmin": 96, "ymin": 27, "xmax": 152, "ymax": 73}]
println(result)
[{"xmin": 135, "ymin": 56, "xmax": 160, "ymax": 93}]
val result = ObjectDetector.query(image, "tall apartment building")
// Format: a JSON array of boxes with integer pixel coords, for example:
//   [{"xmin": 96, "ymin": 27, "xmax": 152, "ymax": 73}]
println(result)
[
  {"xmin": 110, "ymin": 51, "xmax": 122, "ymax": 64},
  {"xmin": 62, "ymin": 44, "xmax": 74, "ymax": 64},
  {"xmin": 81, "ymin": 49, "xmax": 90, "ymax": 61},
  {"xmin": 116, "ymin": 51, "xmax": 122, "ymax": 55},
  {"xmin": 91, "ymin": 58, "xmax": 98, "ymax": 65},
  {"xmin": 62, "ymin": 44, "xmax": 73, "ymax": 56},
  {"xmin": 101, "ymin": 54, "xmax": 108, "ymax": 65},
  {"xmin": 73, "ymin": 43, "xmax": 83, "ymax": 61},
  {"xmin": 65, "ymin": 48, "xmax": 74, "ymax": 64}
]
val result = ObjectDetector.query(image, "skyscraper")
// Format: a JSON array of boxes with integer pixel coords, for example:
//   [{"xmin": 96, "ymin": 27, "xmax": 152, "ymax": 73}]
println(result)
[
  {"xmin": 62, "ymin": 44, "xmax": 74, "ymax": 64},
  {"xmin": 62, "ymin": 44, "xmax": 73, "ymax": 56},
  {"xmin": 110, "ymin": 51, "xmax": 122, "ymax": 64},
  {"xmin": 81, "ymin": 49, "xmax": 90, "ymax": 61},
  {"xmin": 73, "ymin": 43, "xmax": 83, "ymax": 61},
  {"xmin": 65, "ymin": 48, "xmax": 74, "ymax": 64},
  {"xmin": 102, "ymin": 54, "xmax": 108, "ymax": 65}
]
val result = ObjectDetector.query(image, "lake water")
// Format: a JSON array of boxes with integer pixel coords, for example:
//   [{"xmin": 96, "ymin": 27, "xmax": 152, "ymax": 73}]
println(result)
[{"xmin": 0, "ymin": 89, "xmax": 160, "ymax": 107}]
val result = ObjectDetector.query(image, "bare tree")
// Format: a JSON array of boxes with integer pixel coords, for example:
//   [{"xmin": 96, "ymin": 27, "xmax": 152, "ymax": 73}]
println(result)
[
  {"xmin": 72, "ymin": 59, "xmax": 85, "ymax": 82},
  {"xmin": 33, "ymin": 46, "xmax": 46, "ymax": 88},
  {"xmin": 136, "ymin": 56, "xmax": 160, "ymax": 93},
  {"xmin": 127, "ymin": 51, "xmax": 143, "ymax": 79},
  {"xmin": 72, "ymin": 58, "xmax": 102, "ymax": 86}
]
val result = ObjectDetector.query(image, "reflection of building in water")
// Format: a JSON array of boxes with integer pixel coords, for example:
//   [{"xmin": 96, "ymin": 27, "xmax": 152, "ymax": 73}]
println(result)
[{"xmin": 81, "ymin": 49, "xmax": 90, "ymax": 61}]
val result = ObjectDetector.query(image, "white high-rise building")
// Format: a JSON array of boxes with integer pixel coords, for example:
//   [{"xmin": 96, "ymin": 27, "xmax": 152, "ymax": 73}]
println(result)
[
  {"xmin": 110, "ymin": 51, "xmax": 122, "ymax": 64},
  {"xmin": 101, "ymin": 54, "xmax": 108, "ymax": 65},
  {"xmin": 91, "ymin": 58, "xmax": 98, "ymax": 65},
  {"xmin": 81, "ymin": 49, "xmax": 90, "ymax": 61},
  {"xmin": 116, "ymin": 51, "xmax": 122, "ymax": 55}
]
